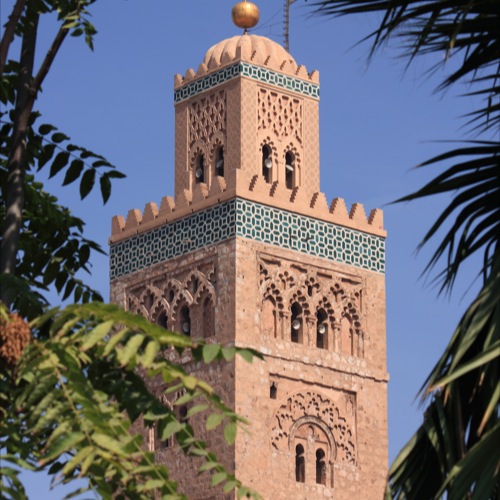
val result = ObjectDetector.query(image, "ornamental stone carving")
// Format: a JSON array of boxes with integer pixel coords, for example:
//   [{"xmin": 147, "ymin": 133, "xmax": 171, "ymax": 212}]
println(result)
[{"xmin": 271, "ymin": 390, "xmax": 356, "ymax": 465}]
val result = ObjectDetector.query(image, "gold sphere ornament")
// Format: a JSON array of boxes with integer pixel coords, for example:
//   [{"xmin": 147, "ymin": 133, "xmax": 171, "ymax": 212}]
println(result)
[{"xmin": 232, "ymin": 1, "xmax": 260, "ymax": 31}]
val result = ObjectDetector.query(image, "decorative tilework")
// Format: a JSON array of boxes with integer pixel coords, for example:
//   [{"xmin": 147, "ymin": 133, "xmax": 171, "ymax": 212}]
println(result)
[
  {"xmin": 174, "ymin": 63, "xmax": 320, "ymax": 103},
  {"xmin": 110, "ymin": 199, "xmax": 385, "ymax": 280}
]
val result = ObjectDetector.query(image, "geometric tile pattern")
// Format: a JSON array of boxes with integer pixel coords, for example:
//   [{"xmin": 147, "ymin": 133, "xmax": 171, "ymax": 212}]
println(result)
[
  {"xmin": 174, "ymin": 62, "xmax": 320, "ymax": 104},
  {"xmin": 110, "ymin": 199, "xmax": 385, "ymax": 280},
  {"xmin": 109, "ymin": 202, "xmax": 236, "ymax": 280}
]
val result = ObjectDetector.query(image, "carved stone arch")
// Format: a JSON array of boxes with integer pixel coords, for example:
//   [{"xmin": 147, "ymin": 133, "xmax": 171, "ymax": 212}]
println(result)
[
  {"xmin": 151, "ymin": 301, "xmax": 170, "ymax": 329},
  {"xmin": 162, "ymin": 278, "xmax": 183, "ymax": 304},
  {"xmin": 304, "ymin": 274, "xmax": 321, "ymax": 299},
  {"xmin": 339, "ymin": 302, "xmax": 364, "ymax": 358},
  {"xmin": 288, "ymin": 290, "xmax": 311, "ymax": 319},
  {"xmin": 171, "ymin": 290, "xmax": 194, "ymax": 321},
  {"xmin": 259, "ymin": 135, "xmax": 279, "ymax": 183},
  {"xmin": 190, "ymin": 141, "xmax": 209, "ymax": 186},
  {"xmin": 127, "ymin": 295, "xmax": 141, "ymax": 314},
  {"xmin": 289, "ymin": 415, "xmax": 337, "ymax": 461},
  {"xmin": 258, "ymin": 136, "xmax": 279, "ymax": 163},
  {"xmin": 259, "ymin": 279, "xmax": 284, "ymax": 309},
  {"xmin": 138, "ymin": 285, "xmax": 161, "ymax": 316},
  {"xmin": 282, "ymin": 142, "xmax": 301, "ymax": 188},
  {"xmin": 271, "ymin": 390, "xmax": 356, "ymax": 465},
  {"xmin": 209, "ymin": 134, "xmax": 225, "ymax": 163},
  {"xmin": 330, "ymin": 281, "xmax": 347, "ymax": 304}
]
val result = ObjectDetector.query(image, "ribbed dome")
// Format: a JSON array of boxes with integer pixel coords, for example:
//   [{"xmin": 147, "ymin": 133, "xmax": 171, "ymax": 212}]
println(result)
[{"xmin": 203, "ymin": 34, "xmax": 297, "ymax": 73}]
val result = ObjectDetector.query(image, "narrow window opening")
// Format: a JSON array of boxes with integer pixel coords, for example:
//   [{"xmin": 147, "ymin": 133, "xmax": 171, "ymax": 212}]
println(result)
[
  {"xmin": 156, "ymin": 311, "xmax": 168, "ymax": 329},
  {"xmin": 291, "ymin": 302, "xmax": 303, "ymax": 344},
  {"xmin": 316, "ymin": 449, "xmax": 326, "ymax": 485},
  {"xmin": 180, "ymin": 305, "xmax": 191, "ymax": 336},
  {"xmin": 179, "ymin": 405, "xmax": 188, "ymax": 424},
  {"xmin": 308, "ymin": 285, "xmax": 313, "ymax": 297},
  {"xmin": 285, "ymin": 151, "xmax": 294, "ymax": 189},
  {"xmin": 216, "ymin": 146, "xmax": 224, "ymax": 177},
  {"xmin": 270, "ymin": 383, "xmax": 277, "ymax": 399},
  {"xmin": 316, "ymin": 309, "xmax": 328, "ymax": 349},
  {"xmin": 168, "ymin": 290, "xmax": 175, "ymax": 303},
  {"xmin": 295, "ymin": 444, "xmax": 305, "ymax": 483},
  {"xmin": 195, "ymin": 154, "xmax": 205, "ymax": 183},
  {"xmin": 262, "ymin": 145, "xmax": 272, "ymax": 183}
]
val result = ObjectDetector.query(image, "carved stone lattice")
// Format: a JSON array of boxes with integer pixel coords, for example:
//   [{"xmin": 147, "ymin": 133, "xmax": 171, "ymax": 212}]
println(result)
[
  {"xmin": 271, "ymin": 391, "xmax": 356, "ymax": 465},
  {"xmin": 258, "ymin": 89, "xmax": 302, "ymax": 143},
  {"xmin": 189, "ymin": 91, "xmax": 226, "ymax": 148}
]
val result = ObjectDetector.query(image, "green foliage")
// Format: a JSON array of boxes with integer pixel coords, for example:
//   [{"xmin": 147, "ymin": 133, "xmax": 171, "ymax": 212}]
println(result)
[
  {"xmin": 311, "ymin": 0, "xmax": 499, "ymax": 497},
  {"xmin": 0, "ymin": 302, "xmax": 262, "ymax": 499},
  {"xmin": 0, "ymin": 110, "xmax": 124, "ymax": 318}
]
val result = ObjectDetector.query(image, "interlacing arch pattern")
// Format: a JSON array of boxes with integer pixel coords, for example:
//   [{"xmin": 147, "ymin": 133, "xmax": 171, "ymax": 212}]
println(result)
[
  {"xmin": 271, "ymin": 391, "xmax": 356, "ymax": 465},
  {"xmin": 126, "ymin": 267, "xmax": 216, "ymax": 332},
  {"xmin": 259, "ymin": 260, "xmax": 364, "ymax": 356}
]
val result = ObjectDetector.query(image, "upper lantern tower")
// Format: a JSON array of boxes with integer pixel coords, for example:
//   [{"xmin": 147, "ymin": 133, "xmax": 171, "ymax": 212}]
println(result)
[{"xmin": 172, "ymin": 7, "xmax": 320, "ymax": 212}]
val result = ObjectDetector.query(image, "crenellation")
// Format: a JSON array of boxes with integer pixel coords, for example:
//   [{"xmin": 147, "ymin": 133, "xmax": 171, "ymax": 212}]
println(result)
[
  {"xmin": 349, "ymin": 203, "xmax": 367, "ymax": 224},
  {"xmin": 192, "ymin": 182, "xmax": 209, "ymax": 204},
  {"xmin": 368, "ymin": 208, "xmax": 384, "ymax": 229},
  {"xmin": 184, "ymin": 67, "xmax": 196, "ymax": 83},
  {"xmin": 310, "ymin": 191, "xmax": 329, "ymax": 212},
  {"xmin": 159, "ymin": 195, "xmax": 175, "ymax": 215},
  {"xmin": 196, "ymin": 62, "xmax": 208, "ymax": 78},
  {"xmin": 111, "ymin": 214, "xmax": 125, "ymax": 235},
  {"xmin": 142, "ymin": 202, "xmax": 158, "ymax": 223},
  {"xmin": 208, "ymin": 175, "xmax": 227, "ymax": 197},
  {"xmin": 125, "ymin": 208, "xmax": 142, "ymax": 231},
  {"xmin": 111, "ymin": 188, "xmax": 386, "ymax": 239}
]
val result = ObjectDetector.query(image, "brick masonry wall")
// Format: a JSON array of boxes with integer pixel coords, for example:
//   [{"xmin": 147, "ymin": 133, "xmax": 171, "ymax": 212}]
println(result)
[{"xmin": 110, "ymin": 235, "xmax": 387, "ymax": 499}]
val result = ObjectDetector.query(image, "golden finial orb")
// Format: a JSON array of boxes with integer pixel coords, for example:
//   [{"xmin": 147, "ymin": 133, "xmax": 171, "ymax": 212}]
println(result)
[{"xmin": 232, "ymin": 1, "xmax": 260, "ymax": 31}]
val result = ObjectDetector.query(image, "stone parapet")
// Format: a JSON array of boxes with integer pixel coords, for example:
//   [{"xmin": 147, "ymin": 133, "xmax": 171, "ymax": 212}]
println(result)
[{"xmin": 110, "ymin": 184, "xmax": 385, "ymax": 244}]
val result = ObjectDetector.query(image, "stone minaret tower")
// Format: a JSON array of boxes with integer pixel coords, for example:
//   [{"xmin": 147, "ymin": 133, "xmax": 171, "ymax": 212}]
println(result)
[{"xmin": 110, "ymin": 3, "xmax": 388, "ymax": 498}]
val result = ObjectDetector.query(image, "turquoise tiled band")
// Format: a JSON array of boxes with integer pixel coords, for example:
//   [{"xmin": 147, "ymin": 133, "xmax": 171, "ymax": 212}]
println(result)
[
  {"xmin": 109, "ymin": 199, "xmax": 385, "ymax": 280},
  {"xmin": 174, "ymin": 62, "xmax": 320, "ymax": 103}
]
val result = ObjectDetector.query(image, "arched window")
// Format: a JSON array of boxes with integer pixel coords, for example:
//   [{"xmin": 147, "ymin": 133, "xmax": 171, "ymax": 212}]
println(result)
[
  {"xmin": 295, "ymin": 444, "xmax": 305, "ymax": 483},
  {"xmin": 195, "ymin": 154, "xmax": 205, "ymax": 183},
  {"xmin": 180, "ymin": 305, "xmax": 191, "ymax": 336},
  {"xmin": 156, "ymin": 310, "xmax": 168, "ymax": 329},
  {"xmin": 215, "ymin": 146, "xmax": 224, "ymax": 178},
  {"xmin": 316, "ymin": 449, "xmax": 326, "ymax": 485},
  {"xmin": 285, "ymin": 151, "xmax": 295, "ymax": 189},
  {"xmin": 291, "ymin": 302, "xmax": 303, "ymax": 344},
  {"xmin": 316, "ymin": 309, "xmax": 328, "ymax": 349},
  {"xmin": 262, "ymin": 145, "xmax": 272, "ymax": 184}
]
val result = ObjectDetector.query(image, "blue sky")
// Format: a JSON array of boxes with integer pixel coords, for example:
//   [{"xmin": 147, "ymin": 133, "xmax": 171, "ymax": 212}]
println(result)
[{"xmin": 3, "ymin": 0, "xmax": 482, "ymax": 497}]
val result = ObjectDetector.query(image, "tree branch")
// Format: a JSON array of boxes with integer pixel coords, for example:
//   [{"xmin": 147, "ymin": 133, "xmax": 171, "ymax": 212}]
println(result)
[
  {"xmin": 0, "ymin": 0, "xmax": 27, "ymax": 78},
  {"xmin": 0, "ymin": 9, "xmax": 38, "ymax": 306},
  {"xmin": 32, "ymin": 25, "xmax": 69, "ymax": 94}
]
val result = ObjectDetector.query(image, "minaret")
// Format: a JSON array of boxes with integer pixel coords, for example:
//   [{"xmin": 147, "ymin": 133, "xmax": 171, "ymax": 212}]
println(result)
[{"xmin": 110, "ymin": 2, "xmax": 388, "ymax": 498}]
